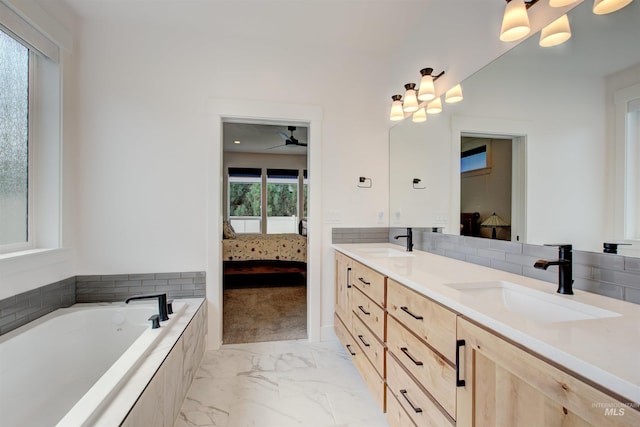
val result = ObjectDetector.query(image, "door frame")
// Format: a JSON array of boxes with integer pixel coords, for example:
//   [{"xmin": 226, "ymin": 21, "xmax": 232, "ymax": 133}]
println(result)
[{"xmin": 207, "ymin": 99, "xmax": 323, "ymax": 350}]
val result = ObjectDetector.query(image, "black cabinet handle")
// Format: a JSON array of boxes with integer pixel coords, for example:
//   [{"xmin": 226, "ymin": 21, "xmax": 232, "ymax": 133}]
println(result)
[
  {"xmin": 400, "ymin": 306, "xmax": 424, "ymax": 320},
  {"xmin": 357, "ymin": 334, "xmax": 370, "ymax": 347},
  {"xmin": 346, "ymin": 344, "xmax": 356, "ymax": 356},
  {"xmin": 346, "ymin": 267, "xmax": 352, "ymax": 288},
  {"xmin": 456, "ymin": 339, "xmax": 466, "ymax": 387},
  {"xmin": 358, "ymin": 277, "xmax": 371, "ymax": 286},
  {"xmin": 358, "ymin": 305, "xmax": 371, "ymax": 316},
  {"xmin": 400, "ymin": 347, "xmax": 423, "ymax": 366},
  {"xmin": 399, "ymin": 389, "xmax": 422, "ymax": 413}
]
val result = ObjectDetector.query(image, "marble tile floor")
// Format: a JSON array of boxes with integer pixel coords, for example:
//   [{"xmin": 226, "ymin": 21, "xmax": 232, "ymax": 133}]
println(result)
[{"xmin": 175, "ymin": 337, "xmax": 391, "ymax": 427}]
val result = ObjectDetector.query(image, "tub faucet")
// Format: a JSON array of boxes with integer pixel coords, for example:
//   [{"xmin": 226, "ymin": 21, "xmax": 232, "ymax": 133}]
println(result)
[
  {"xmin": 533, "ymin": 244, "xmax": 573, "ymax": 295},
  {"xmin": 394, "ymin": 227, "xmax": 413, "ymax": 252},
  {"xmin": 125, "ymin": 293, "xmax": 169, "ymax": 321}
]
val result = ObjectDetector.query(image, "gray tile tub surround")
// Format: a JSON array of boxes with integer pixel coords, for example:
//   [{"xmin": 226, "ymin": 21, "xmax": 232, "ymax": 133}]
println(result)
[
  {"xmin": 0, "ymin": 277, "xmax": 76, "ymax": 335},
  {"xmin": 76, "ymin": 271, "xmax": 206, "ymax": 303},
  {"xmin": 388, "ymin": 228, "xmax": 640, "ymax": 305},
  {"xmin": 332, "ymin": 227, "xmax": 390, "ymax": 244}
]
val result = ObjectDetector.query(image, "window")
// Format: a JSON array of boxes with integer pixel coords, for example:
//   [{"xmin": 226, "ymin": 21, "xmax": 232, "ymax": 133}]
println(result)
[
  {"xmin": 1, "ymin": 28, "xmax": 30, "ymax": 249},
  {"xmin": 461, "ymin": 145, "xmax": 487, "ymax": 173},
  {"xmin": 266, "ymin": 169, "xmax": 298, "ymax": 234},
  {"xmin": 228, "ymin": 168, "xmax": 262, "ymax": 233}
]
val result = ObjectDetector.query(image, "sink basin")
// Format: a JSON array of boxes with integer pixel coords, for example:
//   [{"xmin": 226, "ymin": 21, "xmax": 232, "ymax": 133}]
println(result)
[
  {"xmin": 445, "ymin": 281, "xmax": 620, "ymax": 323},
  {"xmin": 357, "ymin": 248, "xmax": 415, "ymax": 258}
]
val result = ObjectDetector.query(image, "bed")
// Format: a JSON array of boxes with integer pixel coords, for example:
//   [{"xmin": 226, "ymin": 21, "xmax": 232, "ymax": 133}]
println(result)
[{"xmin": 222, "ymin": 233, "xmax": 307, "ymax": 263}]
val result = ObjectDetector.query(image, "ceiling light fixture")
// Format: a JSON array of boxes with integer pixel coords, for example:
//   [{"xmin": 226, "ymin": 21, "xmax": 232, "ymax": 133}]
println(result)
[
  {"xmin": 539, "ymin": 14, "xmax": 572, "ymax": 47},
  {"xmin": 593, "ymin": 0, "xmax": 634, "ymax": 14},
  {"xmin": 412, "ymin": 107, "xmax": 427, "ymax": 123},
  {"xmin": 426, "ymin": 97, "xmax": 443, "ymax": 114},
  {"xmin": 390, "ymin": 95, "xmax": 405, "ymax": 121},
  {"xmin": 445, "ymin": 84, "xmax": 464, "ymax": 103},
  {"xmin": 500, "ymin": 0, "xmax": 539, "ymax": 43},
  {"xmin": 418, "ymin": 68, "xmax": 444, "ymax": 101},
  {"xmin": 402, "ymin": 83, "xmax": 419, "ymax": 113}
]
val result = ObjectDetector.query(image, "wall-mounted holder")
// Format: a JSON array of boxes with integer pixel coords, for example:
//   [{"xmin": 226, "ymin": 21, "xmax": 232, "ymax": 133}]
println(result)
[
  {"xmin": 412, "ymin": 178, "xmax": 426, "ymax": 189},
  {"xmin": 358, "ymin": 176, "xmax": 372, "ymax": 188},
  {"xmin": 603, "ymin": 242, "xmax": 631, "ymax": 254}
]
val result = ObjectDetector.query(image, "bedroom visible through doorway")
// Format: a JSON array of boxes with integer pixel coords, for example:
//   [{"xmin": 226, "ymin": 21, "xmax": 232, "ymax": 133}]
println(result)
[{"xmin": 221, "ymin": 121, "xmax": 309, "ymax": 344}]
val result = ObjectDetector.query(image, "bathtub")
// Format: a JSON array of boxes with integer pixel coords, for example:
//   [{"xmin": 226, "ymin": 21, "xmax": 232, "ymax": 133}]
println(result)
[{"xmin": 0, "ymin": 298, "xmax": 205, "ymax": 427}]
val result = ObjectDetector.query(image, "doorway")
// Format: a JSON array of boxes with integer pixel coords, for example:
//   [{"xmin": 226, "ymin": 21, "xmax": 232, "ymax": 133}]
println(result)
[{"xmin": 221, "ymin": 121, "xmax": 309, "ymax": 344}]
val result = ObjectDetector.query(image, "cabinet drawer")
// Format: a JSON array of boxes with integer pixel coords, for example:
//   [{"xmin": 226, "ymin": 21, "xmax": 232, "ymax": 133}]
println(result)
[
  {"xmin": 387, "ymin": 354, "xmax": 454, "ymax": 427},
  {"xmin": 351, "ymin": 310, "xmax": 385, "ymax": 377},
  {"xmin": 334, "ymin": 314, "xmax": 386, "ymax": 412},
  {"xmin": 386, "ymin": 387, "xmax": 417, "ymax": 427},
  {"xmin": 387, "ymin": 279, "xmax": 457, "ymax": 362},
  {"xmin": 352, "ymin": 262, "xmax": 386, "ymax": 307},
  {"xmin": 387, "ymin": 315, "xmax": 456, "ymax": 419},
  {"xmin": 351, "ymin": 286, "xmax": 385, "ymax": 341}
]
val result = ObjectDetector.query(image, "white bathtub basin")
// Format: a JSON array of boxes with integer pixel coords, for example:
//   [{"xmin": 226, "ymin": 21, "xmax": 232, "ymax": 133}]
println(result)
[
  {"xmin": 445, "ymin": 281, "xmax": 620, "ymax": 323},
  {"xmin": 357, "ymin": 248, "xmax": 415, "ymax": 258}
]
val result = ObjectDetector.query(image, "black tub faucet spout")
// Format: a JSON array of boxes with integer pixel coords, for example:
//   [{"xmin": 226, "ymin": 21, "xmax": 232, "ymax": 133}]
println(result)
[{"xmin": 125, "ymin": 293, "xmax": 169, "ymax": 321}]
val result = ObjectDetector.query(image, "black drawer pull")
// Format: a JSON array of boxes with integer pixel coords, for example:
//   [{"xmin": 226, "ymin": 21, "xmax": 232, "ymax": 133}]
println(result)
[
  {"xmin": 347, "ymin": 267, "xmax": 352, "ymax": 288},
  {"xmin": 358, "ymin": 305, "xmax": 371, "ymax": 316},
  {"xmin": 346, "ymin": 344, "xmax": 356, "ymax": 356},
  {"xmin": 357, "ymin": 334, "xmax": 371, "ymax": 347},
  {"xmin": 456, "ymin": 339, "xmax": 466, "ymax": 387},
  {"xmin": 400, "ymin": 389, "xmax": 422, "ymax": 413},
  {"xmin": 400, "ymin": 306, "xmax": 424, "ymax": 320},
  {"xmin": 400, "ymin": 347, "xmax": 423, "ymax": 366},
  {"xmin": 358, "ymin": 277, "xmax": 371, "ymax": 286}
]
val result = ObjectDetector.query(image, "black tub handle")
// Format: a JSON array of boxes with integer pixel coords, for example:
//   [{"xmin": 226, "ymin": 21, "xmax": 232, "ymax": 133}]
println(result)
[
  {"xmin": 400, "ymin": 389, "xmax": 422, "ymax": 413},
  {"xmin": 456, "ymin": 339, "xmax": 466, "ymax": 387},
  {"xmin": 400, "ymin": 306, "xmax": 424, "ymax": 320}
]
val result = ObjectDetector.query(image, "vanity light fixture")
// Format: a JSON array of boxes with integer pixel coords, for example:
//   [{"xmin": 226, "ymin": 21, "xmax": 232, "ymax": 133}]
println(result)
[
  {"xmin": 445, "ymin": 84, "xmax": 464, "ymax": 103},
  {"xmin": 418, "ymin": 68, "xmax": 444, "ymax": 101},
  {"xmin": 593, "ymin": 0, "xmax": 634, "ymax": 14},
  {"xmin": 403, "ymin": 83, "xmax": 419, "ymax": 113},
  {"xmin": 390, "ymin": 95, "xmax": 405, "ymax": 121},
  {"xmin": 426, "ymin": 97, "xmax": 443, "ymax": 114},
  {"xmin": 539, "ymin": 14, "xmax": 572, "ymax": 47},
  {"xmin": 412, "ymin": 107, "xmax": 427, "ymax": 123},
  {"xmin": 549, "ymin": 0, "xmax": 579, "ymax": 6},
  {"xmin": 500, "ymin": 0, "xmax": 539, "ymax": 43}
]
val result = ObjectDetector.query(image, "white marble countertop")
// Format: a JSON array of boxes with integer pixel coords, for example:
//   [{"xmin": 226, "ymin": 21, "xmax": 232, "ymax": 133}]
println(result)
[{"xmin": 334, "ymin": 243, "xmax": 640, "ymax": 405}]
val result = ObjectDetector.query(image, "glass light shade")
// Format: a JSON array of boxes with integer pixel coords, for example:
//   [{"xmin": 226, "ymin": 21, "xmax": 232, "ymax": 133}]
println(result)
[
  {"xmin": 549, "ymin": 0, "xmax": 579, "ymax": 6},
  {"xmin": 412, "ymin": 108, "xmax": 427, "ymax": 123},
  {"xmin": 426, "ymin": 97, "xmax": 443, "ymax": 114},
  {"xmin": 539, "ymin": 15, "xmax": 571, "ymax": 47},
  {"xmin": 403, "ymin": 86, "xmax": 419, "ymax": 113},
  {"xmin": 445, "ymin": 84, "xmax": 464, "ymax": 103},
  {"xmin": 390, "ymin": 97, "xmax": 405, "ymax": 121},
  {"xmin": 593, "ymin": 0, "xmax": 633, "ymax": 14},
  {"xmin": 500, "ymin": 0, "xmax": 531, "ymax": 42},
  {"xmin": 418, "ymin": 74, "xmax": 436, "ymax": 101}
]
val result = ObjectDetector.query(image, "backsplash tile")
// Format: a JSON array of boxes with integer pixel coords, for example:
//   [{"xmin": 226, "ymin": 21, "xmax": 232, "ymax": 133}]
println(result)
[{"xmin": 332, "ymin": 227, "xmax": 390, "ymax": 244}]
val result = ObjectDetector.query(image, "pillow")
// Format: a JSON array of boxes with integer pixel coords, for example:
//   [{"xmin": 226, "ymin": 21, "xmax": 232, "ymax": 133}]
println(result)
[
  {"xmin": 223, "ymin": 220, "xmax": 236, "ymax": 239},
  {"xmin": 298, "ymin": 218, "xmax": 308, "ymax": 236}
]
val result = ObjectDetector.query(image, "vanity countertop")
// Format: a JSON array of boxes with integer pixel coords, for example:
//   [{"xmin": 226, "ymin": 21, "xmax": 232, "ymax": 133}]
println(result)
[{"xmin": 334, "ymin": 242, "xmax": 640, "ymax": 405}]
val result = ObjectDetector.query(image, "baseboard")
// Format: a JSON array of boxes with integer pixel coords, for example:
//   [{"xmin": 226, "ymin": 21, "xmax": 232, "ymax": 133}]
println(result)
[{"xmin": 320, "ymin": 324, "xmax": 338, "ymax": 342}]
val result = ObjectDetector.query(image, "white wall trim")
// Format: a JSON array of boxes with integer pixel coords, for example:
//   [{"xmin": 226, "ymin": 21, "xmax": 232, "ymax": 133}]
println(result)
[{"xmin": 207, "ymin": 98, "xmax": 323, "ymax": 350}]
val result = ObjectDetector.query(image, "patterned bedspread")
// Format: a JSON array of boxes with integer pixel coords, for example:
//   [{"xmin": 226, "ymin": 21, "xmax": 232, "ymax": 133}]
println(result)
[{"xmin": 222, "ymin": 233, "xmax": 307, "ymax": 262}]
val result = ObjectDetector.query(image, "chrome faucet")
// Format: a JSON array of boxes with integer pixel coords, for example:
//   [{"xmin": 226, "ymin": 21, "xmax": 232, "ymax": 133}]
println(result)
[
  {"xmin": 394, "ymin": 227, "xmax": 413, "ymax": 252},
  {"xmin": 534, "ymin": 244, "xmax": 573, "ymax": 295},
  {"xmin": 125, "ymin": 293, "xmax": 170, "ymax": 321}
]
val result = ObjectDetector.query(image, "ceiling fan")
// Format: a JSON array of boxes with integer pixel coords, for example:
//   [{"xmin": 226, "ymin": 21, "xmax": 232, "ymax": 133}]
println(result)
[{"xmin": 267, "ymin": 126, "xmax": 308, "ymax": 149}]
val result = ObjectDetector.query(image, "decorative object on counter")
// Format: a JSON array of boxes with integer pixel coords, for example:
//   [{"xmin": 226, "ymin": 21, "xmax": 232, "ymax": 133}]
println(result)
[
  {"xmin": 480, "ymin": 212, "xmax": 510, "ymax": 239},
  {"xmin": 603, "ymin": 242, "xmax": 632, "ymax": 254},
  {"xmin": 412, "ymin": 178, "xmax": 426, "ymax": 189},
  {"xmin": 358, "ymin": 176, "xmax": 372, "ymax": 188},
  {"xmin": 534, "ymin": 244, "xmax": 574, "ymax": 294}
]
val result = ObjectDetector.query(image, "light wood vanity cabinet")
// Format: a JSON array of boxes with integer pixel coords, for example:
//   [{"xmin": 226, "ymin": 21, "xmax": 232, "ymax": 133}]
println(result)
[
  {"xmin": 335, "ymin": 251, "xmax": 353, "ymax": 331},
  {"xmin": 457, "ymin": 317, "xmax": 640, "ymax": 427}
]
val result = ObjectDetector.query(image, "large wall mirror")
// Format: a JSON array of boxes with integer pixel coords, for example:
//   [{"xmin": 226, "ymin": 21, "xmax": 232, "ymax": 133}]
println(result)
[{"xmin": 390, "ymin": 0, "xmax": 640, "ymax": 257}]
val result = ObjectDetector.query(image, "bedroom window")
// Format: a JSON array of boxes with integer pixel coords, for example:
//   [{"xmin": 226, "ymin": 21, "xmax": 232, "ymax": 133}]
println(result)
[
  {"xmin": 228, "ymin": 167, "xmax": 262, "ymax": 233},
  {"xmin": 461, "ymin": 145, "xmax": 488, "ymax": 173},
  {"xmin": 266, "ymin": 169, "xmax": 298, "ymax": 234}
]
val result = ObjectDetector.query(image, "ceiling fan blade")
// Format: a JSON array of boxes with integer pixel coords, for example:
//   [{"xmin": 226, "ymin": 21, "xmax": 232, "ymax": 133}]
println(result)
[
  {"xmin": 265, "ymin": 144, "xmax": 287, "ymax": 150},
  {"xmin": 277, "ymin": 131, "xmax": 289, "ymax": 140}
]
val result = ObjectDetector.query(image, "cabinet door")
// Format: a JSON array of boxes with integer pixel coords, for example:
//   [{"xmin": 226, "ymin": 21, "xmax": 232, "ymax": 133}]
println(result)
[
  {"xmin": 335, "ymin": 252, "xmax": 352, "ymax": 329},
  {"xmin": 457, "ymin": 317, "xmax": 640, "ymax": 427}
]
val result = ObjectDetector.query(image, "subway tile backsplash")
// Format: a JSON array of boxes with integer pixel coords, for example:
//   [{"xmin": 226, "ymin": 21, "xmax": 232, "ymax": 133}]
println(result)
[{"xmin": 384, "ymin": 228, "xmax": 640, "ymax": 305}]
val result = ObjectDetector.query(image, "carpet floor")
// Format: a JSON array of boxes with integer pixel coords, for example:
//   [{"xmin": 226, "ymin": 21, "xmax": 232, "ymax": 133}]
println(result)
[{"xmin": 223, "ymin": 274, "xmax": 307, "ymax": 344}]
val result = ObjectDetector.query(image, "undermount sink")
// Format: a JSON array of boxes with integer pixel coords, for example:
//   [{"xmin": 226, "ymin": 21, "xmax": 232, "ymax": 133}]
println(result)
[
  {"xmin": 445, "ymin": 281, "xmax": 620, "ymax": 323},
  {"xmin": 357, "ymin": 247, "xmax": 415, "ymax": 258}
]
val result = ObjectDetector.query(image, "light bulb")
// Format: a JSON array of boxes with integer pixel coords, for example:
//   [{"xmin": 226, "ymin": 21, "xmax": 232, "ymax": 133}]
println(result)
[
  {"xmin": 540, "ymin": 15, "xmax": 571, "ymax": 47},
  {"xmin": 500, "ymin": 0, "xmax": 530, "ymax": 42},
  {"xmin": 445, "ymin": 84, "xmax": 464, "ymax": 104}
]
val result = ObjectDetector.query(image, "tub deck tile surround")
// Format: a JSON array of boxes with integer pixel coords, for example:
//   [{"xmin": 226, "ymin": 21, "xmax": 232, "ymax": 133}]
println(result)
[{"xmin": 176, "ymin": 338, "xmax": 390, "ymax": 427}]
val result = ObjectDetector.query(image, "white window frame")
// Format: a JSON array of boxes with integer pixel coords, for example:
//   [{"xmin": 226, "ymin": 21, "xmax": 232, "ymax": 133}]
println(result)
[{"xmin": 613, "ymin": 82, "xmax": 640, "ymax": 244}]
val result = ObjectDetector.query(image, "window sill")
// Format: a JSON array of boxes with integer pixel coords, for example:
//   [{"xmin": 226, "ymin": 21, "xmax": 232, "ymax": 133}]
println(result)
[{"xmin": 0, "ymin": 247, "xmax": 72, "ymax": 276}]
